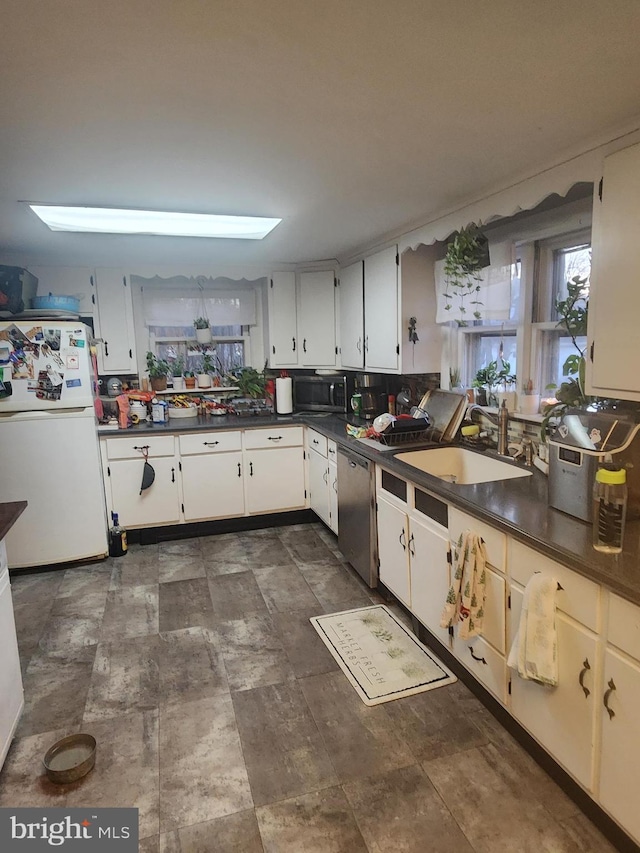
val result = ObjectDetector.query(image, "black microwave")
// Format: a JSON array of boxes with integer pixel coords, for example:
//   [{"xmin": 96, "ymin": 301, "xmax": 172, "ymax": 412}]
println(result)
[{"xmin": 293, "ymin": 374, "xmax": 352, "ymax": 413}]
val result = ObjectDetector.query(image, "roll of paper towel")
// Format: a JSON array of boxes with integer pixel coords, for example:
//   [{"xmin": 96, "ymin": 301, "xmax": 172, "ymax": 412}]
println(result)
[{"xmin": 276, "ymin": 377, "xmax": 293, "ymax": 414}]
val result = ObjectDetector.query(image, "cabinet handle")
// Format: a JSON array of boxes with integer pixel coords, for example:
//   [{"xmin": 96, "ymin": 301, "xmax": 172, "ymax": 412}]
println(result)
[
  {"xmin": 399, "ymin": 529, "xmax": 406, "ymax": 550},
  {"xmin": 357, "ymin": 336, "xmax": 362, "ymax": 353},
  {"xmin": 603, "ymin": 678, "xmax": 616, "ymax": 719},
  {"xmin": 312, "ymin": 439, "xmax": 319, "ymax": 445},
  {"xmin": 104, "ymin": 340, "xmax": 109, "ymax": 357},
  {"xmin": 268, "ymin": 436, "xmax": 283, "ymax": 442},
  {"xmin": 323, "ymin": 468, "xmax": 329, "ymax": 483},
  {"xmin": 408, "ymin": 532, "xmax": 415, "ymax": 556},
  {"xmin": 578, "ymin": 658, "xmax": 591, "ymax": 699},
  {"xmin": 364, "ymin": 335, "xmax": 368, "ymax": 352},
  {"xmin": 249, "ymin": 461, "xmax": 254, "ymax": 477},
  {"xmin": 468, "ymin": 647, "xmax": 487, "ymax": 665},
  {"xmin": 292, "ymin": 337, "xmax": 296, "ymax": 352},
  {"xmin": 171, "ymin": 467, "xmax": 175, "ymax": 483},
  {"xmin": 203, "ymin": 441, "xmax": 219, "ymax": 447},
  {"xmin": 349, "ymin": 460, "xmax": 356, "ymax": 469},
  {"xmin": 237, "ymin": 462, "xmax": 241, "ymax": 477},
  {"xmin": 303, "ymin": 338, "xmax": 307, "ymax": 353},
  {"xmin": 332, "ymin": 478, "xmax": 338, "ymax": 493}
]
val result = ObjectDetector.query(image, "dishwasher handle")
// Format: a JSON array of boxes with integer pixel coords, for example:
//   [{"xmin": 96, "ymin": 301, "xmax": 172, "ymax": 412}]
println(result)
[{"xmin": 338, "ymin": 447, "xmax": 370, "ymax": 472}]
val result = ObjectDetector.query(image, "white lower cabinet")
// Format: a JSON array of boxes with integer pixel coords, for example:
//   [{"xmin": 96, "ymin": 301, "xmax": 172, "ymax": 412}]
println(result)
[
  {"xmin": 244, "ymin": 446, "xmax": 306, "ymax": 514},
  {"xmin": 377, "ymin": 495, "xmax": 411, "ymax": 607},
  {"xmin": 308, "ymin": 446, "xmax": 331, "ymax": 527},
  {"xmin": 108, "ymin": 456, "xmax": 181, "ymax": 527},
  {"xmin": 328, "ymin": 457, "xmax": 338, "ymax": 535},
  {"xmin": 509, "ymin": 584, "xmax": 598, "ymax": 791},
  {"xmin": 407, "ymin": 513, "xmax": 450, "ymax": 647},
  {"xmin": 181, "ymin": 453, "xmax": 244, "ymax": 521}
]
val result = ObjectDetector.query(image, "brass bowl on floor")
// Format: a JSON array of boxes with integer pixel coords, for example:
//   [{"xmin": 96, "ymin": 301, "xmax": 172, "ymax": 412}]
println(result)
[{"xmin": 43, "ymin": 734, "xmax": 97, "ymax": 784}]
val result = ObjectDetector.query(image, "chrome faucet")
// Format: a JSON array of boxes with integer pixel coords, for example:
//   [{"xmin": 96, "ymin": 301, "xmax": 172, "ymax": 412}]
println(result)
[{"xmin": 465, "ymin": 403, "xmax": 510, "ymax": 457}]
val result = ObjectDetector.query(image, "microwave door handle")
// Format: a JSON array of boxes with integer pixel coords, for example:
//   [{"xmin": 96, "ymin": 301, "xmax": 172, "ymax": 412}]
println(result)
[{"xmin": 329, "ymin": 383, "xmax": 336, "ymax": 406}]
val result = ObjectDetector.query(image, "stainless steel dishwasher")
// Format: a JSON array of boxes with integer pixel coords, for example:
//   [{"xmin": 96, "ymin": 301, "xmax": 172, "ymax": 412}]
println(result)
[{"xmin": 337, "ymin": 446, "xmax": 377, "ymax": 587}]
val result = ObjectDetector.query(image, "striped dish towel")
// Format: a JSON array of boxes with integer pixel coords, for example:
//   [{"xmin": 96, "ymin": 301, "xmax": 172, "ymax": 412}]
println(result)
[
  {"xmin": 507, "ymin": 574, "xmax": 558, "ymax": 687},
  {"xmin": 440, "ymin": 531, "xmax": 488, "ymax": 639}
]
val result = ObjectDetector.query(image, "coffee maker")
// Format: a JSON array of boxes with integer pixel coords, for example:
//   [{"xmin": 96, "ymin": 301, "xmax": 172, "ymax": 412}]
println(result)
[{"xmin": 355, "ymin": 374, "xmax": 388, "ymax": 420}]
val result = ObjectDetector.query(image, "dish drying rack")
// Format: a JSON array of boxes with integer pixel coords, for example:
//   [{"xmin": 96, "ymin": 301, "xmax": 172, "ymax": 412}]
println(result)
[{"xmin": 378, "ymin": 390, "xmax": 468, "ymax": 447}]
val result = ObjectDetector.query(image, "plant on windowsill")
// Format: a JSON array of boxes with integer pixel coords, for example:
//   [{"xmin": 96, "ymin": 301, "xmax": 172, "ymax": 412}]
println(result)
[
  {"xmin": 233, "ymin": 364, "xmax": 267, "ymax": 399},
  {"xmin": 443, "ymin": 225, "xmax": 490, "ymax": 326},
  {"xmin": 472, "ymin": 361, "xmax": 499, "ymax": 406},
  {"xmin": 540, "ymin": 274, "xmax": 595, "ymax": 439},
  {"xmin": 183, "ymin": 370, "xmax": 196, "ymax": 390},
  {"xmin": 194, "ymin": 316, "xmax": 212, "ymax": 344},
  {"xmin": 146, "ymin": 351, "xmax": 170, "ymax": 392},
  {"xmin": 197, "ymin": 352, "xmax": 216, "ymax": 389},
  {"xmin": 169, "ymin": 356, "xmax": 185, "ymax": 391}
]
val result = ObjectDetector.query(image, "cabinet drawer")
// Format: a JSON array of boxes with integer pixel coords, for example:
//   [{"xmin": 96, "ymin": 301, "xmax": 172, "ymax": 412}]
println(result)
[
  {"xmin": 105, "ymin": 435, "xmax": 175, "ymax": 460},
  {"xmin": 307, "ymin": 428, "xmax": 327, "ymax": 456},
  {"xmin": 449, "ymin": 507, "xmax": 506, "ymax": 573},
  {"xmin": 509, "ymin": 539, "xmax": 600, "ymax": 632},
  {"xmin": 243, "ymin": 426, "xmax": 303, "ymax": 449},
  {"xmin": 608, "ymin": 594, "xmax": 640, "ymax": 661},
  {"xmin": 179, "ymin": 431, "xmax": 241, "ymax": 455},
  {"xmin": 454, "ymin": 634, "xmax": 507, "ymax": 704},
  {"xmin": 327, "ymin": 439, "xmax": 337, "ymax": 461}
]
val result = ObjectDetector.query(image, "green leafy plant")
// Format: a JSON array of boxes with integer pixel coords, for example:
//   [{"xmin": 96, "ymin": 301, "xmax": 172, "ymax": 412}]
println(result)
[
  {"xmin": 169, "ymin": 356, "xmax": 185, "ymax": 377},
  {"xmin": 471, "ymin": 358, "xmax": 515, "ymax": 405},
  {"xmin": 232, "ymin": 364, "xmax": 267, "ymax": 398},
  {"xmin": 443, "ymin": 225, "xmax": 489, "ymax": 326},
  {"xmin": 201, "ymin": 352, "xmax": 216, "ymax": 374},
  {"xmin": 146, "ymin": 351, "xmax": 170, "ymax": 378},
  {"xmin": 540, "ymin": 274, "xmax": 593, "ymax": 439},
  {"xmin": 193, "ymin": 316, "xmax": 210, "ymax": 329}
]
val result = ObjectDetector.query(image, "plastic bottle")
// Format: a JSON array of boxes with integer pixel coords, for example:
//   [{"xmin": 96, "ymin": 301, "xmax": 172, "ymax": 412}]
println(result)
[
  {"xmin": 109, "ymin": 512, "xmax": 128, "ymax": 557},
  {"xmin": 592, "ymin": 463, "xmax": 627, "ymax": 554}
]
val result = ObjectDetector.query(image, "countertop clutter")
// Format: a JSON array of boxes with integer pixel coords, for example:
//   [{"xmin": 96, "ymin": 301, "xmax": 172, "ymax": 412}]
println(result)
[{"xmin": 107, "ymin": 413, "xmax": 640, "ymax": 607}]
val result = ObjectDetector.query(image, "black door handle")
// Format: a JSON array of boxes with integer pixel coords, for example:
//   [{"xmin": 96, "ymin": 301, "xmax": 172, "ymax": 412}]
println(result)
[
  {"xmin": 203, "ymin": 441, "xmax": 219, "ymax": 446},
  {"xmin": 171, "ymin": 467, "xmax": 175, "ymax": 483},
  {"xmin": 237, "ymin": 462, "xmax": 241, "ymax": 477},
  {"xmin": 399, "ymin": 529, "xmax": 406, "ymax": 550},
  {"xmin": 408, "ymin": 533, "xmax": 415, "ymax": 556},
  {"xmin": 104, "ymin": 341, "xmax": 109, "ymax": 357},
  {"xmin": 303, "ymin": 338, "xmax": 307, "ymax": 353},
  {"xmin": 578, "ymin": 658, "xmax": 591, "ymax": 699},
  {"xmin": 292, "ymin": 337, "xmax": 296, "ymax": 352},
  {"xmin": 267, "ymin": 436, "xmax": 283, "ymax": 441},
  {"xmin": 604, "ymin": 678, "xmax": 616, "ymax": 719},
  {"xmin": 468, "ymin": 647, "xmax": 487, "ymax": 665},
  {"xmin": 249, "ymin": 462, "xmax": 254, "ymax": 476}
]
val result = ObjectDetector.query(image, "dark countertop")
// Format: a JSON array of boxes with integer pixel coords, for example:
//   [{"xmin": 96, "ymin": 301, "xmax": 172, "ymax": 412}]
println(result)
[
  {"xmin": 99, "ymin": 413, "xmax": 640, "ymax": 606},
  {"xmin": 0, "ymin": 501, "xmax": 27, "ymax": 542}
]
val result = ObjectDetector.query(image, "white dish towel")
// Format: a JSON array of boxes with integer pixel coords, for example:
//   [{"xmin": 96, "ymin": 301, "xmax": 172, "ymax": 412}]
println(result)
[
  {"xmin": 507, "ymin": 573, "xmax": 559, "ymax": 687},
  {"xmin": 440, "ymin": 531, "xmax": 488, "ymax": 639}
]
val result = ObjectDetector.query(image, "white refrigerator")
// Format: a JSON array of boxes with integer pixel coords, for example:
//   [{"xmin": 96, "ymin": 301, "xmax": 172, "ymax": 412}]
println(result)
[{"xmin": 0, "ymin": 320, "xmax": 109, "ymax": 568}]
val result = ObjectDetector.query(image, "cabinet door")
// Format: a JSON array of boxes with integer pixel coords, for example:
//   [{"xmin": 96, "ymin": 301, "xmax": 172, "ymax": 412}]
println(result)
[
  {"xmin": 377, "ymin": 496, "xmax": 411, "ymax": 606},
  {"xmin": 245, "ymin": 447, "xmax": 306, "ymax": 514},
  {"xmin": 94, "ymin": 269, "xmax": 137, "ymax": 374},
  {"xmin": 364, "ymin": 246, "xmax": 399, "ymax": 372},
  {"xmin": 29, "ymin": 266, "xmax": 96, "ymax": 315},
  {"xmin": 268, "ymin": 272, "xmax": 298, "ymax": 368},
  {"xmin": 108, "ymin": 457, "xmax": 180, "ymax": 527},
  {"xmin": 589, "ymin": 142, "xmax": 640, "ymax": 399},
  {"xmin": 308, "ymin": 447, "xmax": 330, "ymax": 525},
  {"xmin": 599, "ymin": 648, "xmax": 640, "ymax": 841},
  {"xmin": 339, "ymin": 261, "xmax": 364, "ymax": 369},
  {"xmin": 409, "ymin": 514, "xmax": 450, "ymax": 647},
  {"xmin": 509, "ymin": 585, "xmax": 598, "ymax": 791},
  {"xmin": 298, "ymin": 271, "xmax": 336, "ymax": 367},
  {"xmin": 328, "ymin": 459, "xmax": 338, "ymax": 535},
  {"xmin": 0, "ymin": 568, "xmax": 23, "ymax": 767},
  {"xmin": 181, "ymin": 452, "xmax": 244, "ymax": 521}
]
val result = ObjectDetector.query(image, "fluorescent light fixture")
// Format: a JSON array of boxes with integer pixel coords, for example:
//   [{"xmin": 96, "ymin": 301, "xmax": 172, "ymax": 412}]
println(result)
[{"xmin": 28, "ymin": 205, "xmax": 282, "ymax": 240}]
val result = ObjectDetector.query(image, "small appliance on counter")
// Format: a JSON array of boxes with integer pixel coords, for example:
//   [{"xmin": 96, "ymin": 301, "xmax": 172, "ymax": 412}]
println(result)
[
  {"xmin": 548, "ymin": 409, "xmax": 640, "ymax": 522},
  {"xmin": 293, "ymin": 373, "xmax": 352, "ymax": 413},
  {"xmin": 354, "ymin": 373, "xmax": 387, "ymax": 420}
]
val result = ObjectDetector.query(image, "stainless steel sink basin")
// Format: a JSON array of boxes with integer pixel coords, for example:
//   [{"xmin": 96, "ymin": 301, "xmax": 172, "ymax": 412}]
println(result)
[{"xmin": 394, "ymin": 447, "xmax": 533, "ymax": 485}]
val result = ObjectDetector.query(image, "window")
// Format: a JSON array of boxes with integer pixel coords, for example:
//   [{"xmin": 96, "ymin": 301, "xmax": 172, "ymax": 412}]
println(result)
[{"xmin": 151, "ymin": 325, "xmax": 247, "ymax": 376}]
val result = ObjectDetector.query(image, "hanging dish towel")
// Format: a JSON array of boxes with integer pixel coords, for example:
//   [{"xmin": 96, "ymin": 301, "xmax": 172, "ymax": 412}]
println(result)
[
  {"xmin": 440, "ymin": 531, "xmax": 488, "ymax": 639},
  {"xmin": 507, "ymin": 574, "xmax": 558, "ymax": 687}
]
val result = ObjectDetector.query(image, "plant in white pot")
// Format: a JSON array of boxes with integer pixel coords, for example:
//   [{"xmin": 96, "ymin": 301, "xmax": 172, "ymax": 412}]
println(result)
[
  {"xmin": 197, "ymin": 351, "xmax": 215, "ymax": 388},
  {"xmin": 194, "ymin": 316, "xmax": 212, "ymax": 344},
  {"xmin": 170, "ymin": 356, "xmax": 185, "ymax": 391}
]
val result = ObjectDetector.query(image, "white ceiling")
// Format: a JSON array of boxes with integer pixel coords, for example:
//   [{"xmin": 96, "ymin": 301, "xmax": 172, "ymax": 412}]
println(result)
[{"xmin": 2, "ymin": 0, "xmax": 640, "ymax": 269}]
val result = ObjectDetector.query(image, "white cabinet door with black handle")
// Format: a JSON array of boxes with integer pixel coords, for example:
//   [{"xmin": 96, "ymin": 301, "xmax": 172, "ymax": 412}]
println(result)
[
  {"xmin": 94, "ymin": 268, "xmax": 137, "ymax": 374},
  {"xmin": 107, "ymin": 456, "xmax": 181, "ymax": 527}
]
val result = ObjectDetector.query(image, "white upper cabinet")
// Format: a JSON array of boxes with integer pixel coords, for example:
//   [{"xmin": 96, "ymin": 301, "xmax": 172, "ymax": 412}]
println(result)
[
  {"xmin": 298, "ymin": 271, "xmax": 337, "ymax": 367},
  {"xmin": 588, "ymin": 141, "xmax": 640, "ymax": 400},
  {"xmin": 363, "ymin": 246, "xmax": 399, "ymax": 372},
  {"xmin": 339, "ymin": 260, "xmax": 365, "ymax": 369},
  {"xmin": 268, "ymin": 271, "xmax": 298, "ymax": 368},
  {"xmin": 93, "ymin": 268, "xmax": 138, "ymax": 374},
  {"xmin": 29, "ymin": 266, "xmax": 96, "ymax": 315}
]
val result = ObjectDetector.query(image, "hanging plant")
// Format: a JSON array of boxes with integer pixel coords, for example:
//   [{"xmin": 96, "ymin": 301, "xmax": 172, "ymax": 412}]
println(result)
[{"xmin": 443, "ymin": 225, "xmax": 489, "ymax": 326}]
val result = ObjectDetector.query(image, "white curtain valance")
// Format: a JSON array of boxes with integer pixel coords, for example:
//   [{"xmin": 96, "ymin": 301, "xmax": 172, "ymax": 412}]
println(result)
[
  {"xmin": 133, "ymin": 275, "xmax": 259, "ymax": 326},
  {"xmin": 434, "ymin": 240, "xmax": 513, "ymax": 324}
]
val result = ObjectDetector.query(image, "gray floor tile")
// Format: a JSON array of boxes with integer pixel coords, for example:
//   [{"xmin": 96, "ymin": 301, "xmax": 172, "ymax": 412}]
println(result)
[
  {"xmin": 101, "ymin": 585, "xmax": 159, "ymax": 640},
  {"xmin": 0, "ymin": 727, "xmax": 75, "ymax": 807},
  {"xmin": 158, "ymin": 578, "xmax": 216, "ymax": 632},
  {"xmin": 158, "ymin": 627, "xmax": 229, "ymax": 706},
  {"xmin": 233, "ymin": 681, "xmax": 337, "ymax": 806},
  {"xmin": 214, "ymin": 615, "xmax": 295, "ymax": 692},
  {"xmin": 277, "ymin": 525, "xmax": 336, "ymax": 564},
  {"xmin": 241, "ymin": 530, "xmax": 297, "ymax": 569},
  {"xmin": 299, "ymin": 671, "xmax": 415, "ymax": 783},
  {"xmin": 12, "ymin": 600, "xmax": 55, "ymax": 670},
  {"xmin": 125, "ymin": 543, "xmax": 160, "ymax": 565},
  {"xmin": 66, "ymin": 709, "xmax": 160, "ymax": 840},
  {"xmin": 139, "ymin": 835, "xmax": 160, "ymax": 853},
  {"xmin": 271, "ymin": 609, "xmax": 339, "ymax": 679},
  {"xmin": 296, "ymin": 559, "xmax": 378, "ymax": 614},
  {"xmin": 208, "ymin": 570, "xmax": 269, "ymax": 621},
  {"xmin": 253, "ymin": 565, "xmax": 320, "ymax": 613},
  {"xmin": 159, "ymin": 538, "xmax": 202, "ymax": 557},
  {"xmin": 56, "ymin": 563, "xmax": 113, "ymax": 599},
  {"xmin": 200, "ymin": 532, "xmax": 247, "ymax": 563},
  {"xmin": 559, "ymin": 813, "xmax": 620, "ymax": 853},
  {"xmin": 343, "ymin": 764, "xmax": 475, "ymax": 853},
  {"xmin": 158, "ymin": 554, "xmax": 206, "ymax": 584},
  {"xmin": 83, "ymin": 635, "xmax": 161, "ymax": 722},
  {"xmin": 256, "ymin": 787, "xmax": 368, "ymax": 853},
  {"xmin": 159, "ymin": 695, "xmax": 253, "ymax": 833},
  {"xmin": 160, "ymin": 810, "xmax": 263, "ymax": 853},
  {"xmin": 424, "ymin": 744, "xmax": 582, "ymax": 853},
  {"xmin": 110, "ymin": 556, "xmax": 160, "ymax": 589},
  {"xmin": 16, "ymin": 645, "xmax": 97, "ymax": 737},
  {"xmin": 37, "ymin": 590, "xmax": 107, "ymax": 653},
  {"xmin": 9, "ymin": 569, "xmax": 64, "ymax": 606}
]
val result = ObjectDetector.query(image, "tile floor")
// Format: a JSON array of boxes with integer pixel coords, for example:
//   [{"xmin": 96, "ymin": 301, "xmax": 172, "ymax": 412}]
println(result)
[{"xmin": 0, "ymin": 523, "xmax": 619, "ymax": 852}]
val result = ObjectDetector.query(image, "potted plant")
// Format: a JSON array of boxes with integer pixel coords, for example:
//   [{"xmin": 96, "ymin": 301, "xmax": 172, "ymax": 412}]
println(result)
[
  {"xmin": 496, "ymin": 359, "xmax": 517, "ymax": 410},
  {"xmin": 170, "ymin": 356, "xmax": 185, "ymax": 391},
  {"xmin": 194, "ymin": 316, "xmax": 212, "ymax": 344},
  {"xmin": 183, "ymin": 370, "xmax": 196, "ymax": 390},
  {"xmin": 146, "ymin": 351, "xmax": 170, "ymax": 392},
  {"xmin": 472, "ymin": 361, "xmax": 499, "ymax": 406},
  {"xmin": 197, "ymin": 352, "xmax": 215, "ymax": 389},
  {"xmin": 234, "ymin": 365, "xmax": 266, "ymax": 399},
  {"xmin": 443, "ymin": 225, "xmax": 490, "ymax": 326}
]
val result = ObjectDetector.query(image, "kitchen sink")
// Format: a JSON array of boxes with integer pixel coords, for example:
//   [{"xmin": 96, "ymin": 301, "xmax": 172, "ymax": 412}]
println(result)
[{"xmin": 394, "ymin": 446, "xmax": 533, "ymax": 485}]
